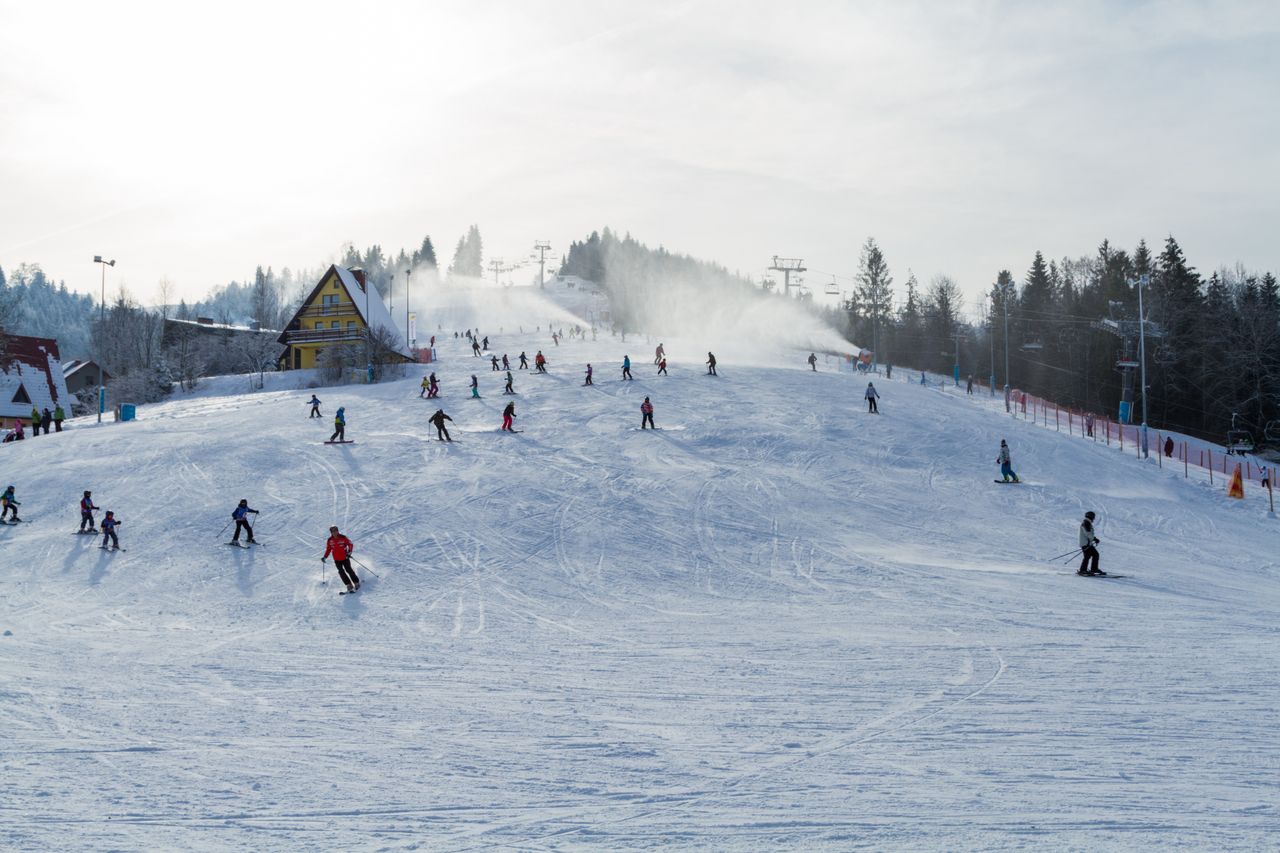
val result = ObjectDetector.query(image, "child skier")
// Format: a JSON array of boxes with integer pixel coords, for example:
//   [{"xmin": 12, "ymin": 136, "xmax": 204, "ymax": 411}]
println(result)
[
  {"xmin": 231, "ymin": 499, "xmax": 260, "ymax": 544},
  {"xmin": 535, "ymin": 351, "xmax": 547, "ymax": 373},
  {"xmin": 80, "ymin": 490, "xmax": 99, "ymax": 532},
  {"xmin": 308, "ymin": 394, "xmax": 322, "ymax": 417},
  {"xmin": 1078, "ymin": 512, "xmax": 1103, "ymax": 576},
  {"xmin": 428, "ymin": 373, "xmax": 439, "ymax": 398},
  {"xmin": 322, "ymin": 526, "xmax": 359, "ymax": 592},
  {"xmin": 330, "ymin": 407, "xmax": 346, "ymax": 442},
  {"xmin": 429, "ymin": 409, "xmax": 453, "ymax": 441},
  {"xmin": 640, "ymin": 397, "xmax": 655, "ymax": 429},
  {"xmin": 101, "ymin": 511, "xmax": 121, "ymax": 550},
  {"xmin": 997, "ymin": 440, "xmax": 1019, "ymax": 482},
  {"xmin": 584, "ymin": 364, "xmax": 593, "ymax": 386},
  {"xmin": 490, "ymin": 355, "xmax": 500, "ymax": 371},
  {"xmin": 502, "ymin": 354, "xmax": 510, "ymax": 370},
  {"xmin": 519, "ymin": 351, "xmax": 529, "ymax": 369},
  {"xmin": 470, "ymin": 375, "xmax": 480, "ymax": 398},
  {"xmin": 865, "ymin": 382, "xmax": 880, "ymax": 413},
  {"xmin": 1, "ymin": 485, "xmax": 20, "ymax": 522},
  {"xmin": 657, "ymin": 357, "xmax": 667, "ymax": 376},
  {"xmin": 420, "ymin": 376, "xmax": 430, "ymax": 398},
  {"xmin": 504, "ymin": 371, "xmax": 515, "ymax": 394},
  {"xmin": 502, "ymin": 401, "xmax": 516, "ymax": 432},
  {"xmin": 622, "ymin": 356, "xmax": 632, "ymax": 380}
]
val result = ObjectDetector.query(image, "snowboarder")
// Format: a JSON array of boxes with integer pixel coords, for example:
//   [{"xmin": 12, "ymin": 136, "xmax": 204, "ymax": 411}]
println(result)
[
  {"xmin": 80, "ymin": 490, "xmax": 99, "ymax": 532},
  {"xmin": 420, "ymin": 376, "xmax": 430, "ymax": 397},
  {"xmin": 966, "ymin": 375, "xmax": 974, "ymax": 395},
  {"xmin": 100, "ymin": 511, "xmax": 121, "ymax": 549},
  {"xmin": 504, "ymin": 371, "xmax": 515, "ymax": 394},
  {"xmin": 655, "ymin": 343, "xmax": 665, "ymax": 364},
  {"xmin": 502, "ymin": 401, "xmax": 516, "ymax": 432},
  {"xmin": 622, "ymin": 355, "xmax": 632, "ymax": 380},
  {"xmin": 535, "ymin": 351, "xmax": 547, "ymax": 373},
  {"xmin": 322, "ymin": 526, "xmax": 359, "ymax": 592},
  {"xmin": 584, "ymin": 364, "xmax": 593, "ymax": 386},
  {"xmin": 41, "ymin": 408, "xmax": 52, "ymax": 435},
  {"xmin": 491, "ymin": 355, "xmax": 500, "ymax": 371},
  {"xmin": 519, "ymin": 351, "xmax": 529, "ymax": 369},
  {"xmin": 330, "ymin": 407, "xmax": 346, "ymax": 442},
  {"xmin": 865, "ymin": 382, "xmax": 880, "ymax": 413},
  {"xmin": 470, "ymin": 375, "xmax": 480, "ymax": 398},
  {"xmin": 997, "ymin": 440, "xmax": 1019, "ymax": 483},
  {"xmin": 1, "ymin": 485, "xmax": 20, "ymax": 522},
  {"xmin": 53, "ymin": 404, "xmax": 65, "ymax": 432},
  {"xmin": 429, "ymin": 409, "xmax": 453, "ymax": 441},
  {"xmin": 706, "ymin": 352, "xmax": 717, "ymax": 375},
  {"xmin": 640, "ymin": 397, "xmax": 655, "ymax": 430},
  {"xmin": 309, "ymin": 395, "xmax": 322, "ymax": 417},
  {"xmin": 808, "ymin": 353, "xmax": 817, "ymax": 371},
  {"xmin": 1164, "ymin": 436, "xmax": 1175, "ymax": 458},
  {"xmin": 231, "ymin": 499, "xmax": 259, "ymax": 544},
  {"xmin": 1078, "ymin": 512, "xmax": 1102, "ymax": 575}
]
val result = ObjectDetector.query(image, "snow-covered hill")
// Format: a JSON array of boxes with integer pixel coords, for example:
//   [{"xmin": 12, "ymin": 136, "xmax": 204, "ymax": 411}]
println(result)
[{"xmin": 3, "ymin": 331, "xmax": 1279, "ymax": 850}]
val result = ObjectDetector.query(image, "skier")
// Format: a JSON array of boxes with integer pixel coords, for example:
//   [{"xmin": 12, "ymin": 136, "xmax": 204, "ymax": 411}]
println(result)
[
  {"xmin": 429, "ymin": 408, "xmax": 453, "ymax": 441},
  {"xmin": 80, "ymin": 490, "xmax": 99, "ymax": 532},
  {"xmin": 504, "ymin": 371, "xmax": 515, "ymax": 394},
  {"xmin": 519, "ymin": 351, "xmax": 529, "ymax": 369},
  {"xmin": 622, "ymin": 355, "xmax": 632, "ymax": 380},
  {"xmin": 502, "ymin": 353, "xmax": 510, "ymax": 370},
  {"xmin": 428, "ymin": 373, "xmax": 439, "ymax": 398},
  {"xmin": 966, "ymin": 375, "xmax": 974, "ymax": 395},
  {"xmin": 655, "ymin": 343, "xmax": 665, "ymax": 364},
  {"xmin": 100, "ymin": 511, "xmax": 121, "ymax": 550},
  {"xmin": 330, "ymin": 407, "xmax": 346, "ymax": 442},
  {"xmin": 231, "ymin": 499, "xmax": 259, "ymax": 544},
  {"xmin": 865, "ymin": 382, "xmax": 880, "ymax": 413},
  {"xmin": 1, "ymin": 485, "xmax": 20, "ymax": 522},
  {"xmin": 640, "ymin": 396, "xmax": 655, "ymax": 430},
  {"xmin": 472, "ymin": 339, "xmax": 482, "ymax": 357},
  {"xmin": 921, "ymin": 371, "xmax": 927, "ymax": 386},
  {"xmin": 308, "ymin": 395, "xmax": 322, "ymax": 418},
  {"xmin": 502, "ymin": 401, "xmax": 516, "ymax": 432},
  {"xmin": 535, "ymin": 351, "xmax": 547, "ymax": 373},
  {"xmin": 420, "ymin": 376, "xmax": 430, "ymax": 398},
  {"xmin": 808, "ymin": 353, "xmax": 817, "ymax": 371},
  {"xmin": 657, "ymin": 357, "xmax": 667, "ymax": 376},
  {"xmin": 997, "ymin": 439, "xmax": 1019, "ymax": 482},
  {"xmin": 706, "ymin": 352, "xmax": 717, "ymax": 376},
  {"xmin": 322, "ymin": 526, "xmax": 359, "ymax": 592},
  {"xmin": 1085, "ymin": 412, "xmax": 1095, "ymax": 437},
  {"xmin": 584, "ymin": 364, "xmax": 593, "ymax": 386},
  {"xmin": 482, "ymin": 335, "xmax": 489, "ymax": 350},
  {"xmin": 490, "ymin": 355, "xmax": 500, "ymax": 372},
  {"xmin": 1078, "ymin": 511, "xmax": 1102, "ymax": 576},
  {"xmin": 470, "ymin": 375, "xmax": 480, "ymax": 398},
  {"xmin": 53, "ymin": 404, "xmax": 65, "ymax": 432}
]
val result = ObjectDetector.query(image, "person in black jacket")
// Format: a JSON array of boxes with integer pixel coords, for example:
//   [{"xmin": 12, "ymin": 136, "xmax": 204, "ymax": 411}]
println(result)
[{"xmin": 429, "ymin": 409, "xmax": 453, "ymax": 442}]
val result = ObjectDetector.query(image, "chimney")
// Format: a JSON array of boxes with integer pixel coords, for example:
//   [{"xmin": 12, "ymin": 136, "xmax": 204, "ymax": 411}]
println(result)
[{"xmin": 349, "ymin": 268, "xmax": 367, "ymax": 292}]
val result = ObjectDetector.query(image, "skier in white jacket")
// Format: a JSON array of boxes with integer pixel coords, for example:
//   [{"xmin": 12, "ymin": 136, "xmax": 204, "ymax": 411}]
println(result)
[{"xmin": 1078, "ymin": 511, "xmax": 1102, "ymax": 576}]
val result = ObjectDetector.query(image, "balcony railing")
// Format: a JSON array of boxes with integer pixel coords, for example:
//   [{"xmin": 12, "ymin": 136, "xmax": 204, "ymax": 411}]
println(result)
[{"xmin": 281, "ymin": 327, "xmax": 365, "ymax": 345}]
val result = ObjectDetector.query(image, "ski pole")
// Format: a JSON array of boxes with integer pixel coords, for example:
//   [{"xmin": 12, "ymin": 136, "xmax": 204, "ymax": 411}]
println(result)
[
  {"xmin": 350, "ymin": 556, "xmax": 380, "ymax": 579},
  {"xmin": 320, "ymin": 559, "xmax": 327, "ymax": 586},
  {"xmin": 219, "ymin": 518, "xmax": 233, "ymax": 537},
  {"xmin": 1048, "ymin": 547, "xmax": 1082, "ymax": 562}
]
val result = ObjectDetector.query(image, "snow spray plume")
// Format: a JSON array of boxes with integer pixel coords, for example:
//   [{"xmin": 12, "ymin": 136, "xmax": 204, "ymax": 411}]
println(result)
[{"xmin": 404, "ymin": 266, "xmax": 582, "ymax": 336}]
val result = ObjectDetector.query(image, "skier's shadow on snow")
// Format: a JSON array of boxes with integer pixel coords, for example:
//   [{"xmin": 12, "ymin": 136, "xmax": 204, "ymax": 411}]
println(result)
[
  {"xmin": 88, "ymin": 548, "xmax": 113, "ymax": 587},
  {"xmin": 328, "ymin": 442, "xmax": 363, "ymax": 476},
  {"xmin": 64, "ymin": 535, "xmax": 94, "ymax": 575},
  {"xmin": 228, "ymin": 546, "xmax": 257, "ymax": 597}
]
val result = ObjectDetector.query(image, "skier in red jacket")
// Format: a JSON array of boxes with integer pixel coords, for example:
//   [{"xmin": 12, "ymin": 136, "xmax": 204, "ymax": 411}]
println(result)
[{"xmin": 322, "ymin": 526, "xmax": 360, "ymax": 592}]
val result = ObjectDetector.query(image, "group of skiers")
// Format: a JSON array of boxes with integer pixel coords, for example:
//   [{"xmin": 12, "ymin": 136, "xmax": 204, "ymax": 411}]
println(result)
[{"xmin": 3, "ymin": 405, "xmax": 67, "ymax": 442}]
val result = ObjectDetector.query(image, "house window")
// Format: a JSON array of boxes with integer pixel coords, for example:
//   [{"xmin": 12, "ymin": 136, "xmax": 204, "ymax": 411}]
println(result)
[
  {"xmin": 316, "ymin": 322, "xmax": 324, "ymax": 330},
  {"xmin": 11, "ymin": 385, "xmax": 30, "ymax": 404},
  {"xmin": 333, "ymin": 280, "xmax": 340, "ymax": 289},
  {"xmin": 347, "ymin": 321, "xmax": 356, "ymax": 331},
  {"xmin": 331, "ymin": 321, "xmax": 339, "ymax": 329}
]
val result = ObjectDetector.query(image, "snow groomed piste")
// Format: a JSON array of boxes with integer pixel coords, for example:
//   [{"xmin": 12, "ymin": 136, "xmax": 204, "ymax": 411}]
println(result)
[{"xmin": 2, "ymin": 330, "xmax": 1278, "ymax": 849}]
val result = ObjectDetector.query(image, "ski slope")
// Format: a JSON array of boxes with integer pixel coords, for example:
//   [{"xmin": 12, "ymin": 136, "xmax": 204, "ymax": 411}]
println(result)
[{"xmin": 2, "ymin": 331, "xmax": 1279, "ymax": 850}]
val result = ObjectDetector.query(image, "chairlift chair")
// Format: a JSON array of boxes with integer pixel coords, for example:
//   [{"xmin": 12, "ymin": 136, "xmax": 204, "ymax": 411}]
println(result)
[{"xmin": 1226, "ymin": 412, "xmax": 1256, "ymax": 455}]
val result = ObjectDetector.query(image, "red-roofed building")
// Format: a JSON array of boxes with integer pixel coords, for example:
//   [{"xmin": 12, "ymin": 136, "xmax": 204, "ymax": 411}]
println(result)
[{"xmin": 0, "ymin": 333, "xmax": 72, "ymax": 426}]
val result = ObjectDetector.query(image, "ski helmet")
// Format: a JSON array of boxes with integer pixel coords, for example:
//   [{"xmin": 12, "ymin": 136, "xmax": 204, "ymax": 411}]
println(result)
[
  {"xmin": 1085, "ymin": 511, "xmax": 1096, "ymax": 520},
  {"xmin": 84, "ymin": 490, "xmax": 91, "ymax": 497},
  {"xmin": 239, "ymin": 499, "xmax": 248, "ymax": 505}
]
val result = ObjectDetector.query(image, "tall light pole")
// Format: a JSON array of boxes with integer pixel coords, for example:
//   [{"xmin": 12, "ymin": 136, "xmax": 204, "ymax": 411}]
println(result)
[
  {"xmin": 988, "ymin": 308, "xmax": 996, "ymax": 397},
  {"xmin": 92, "ymin": 256, "xmax": 115, "ymax": 423},
  {"xmin": 1003, "ymin": 288, "xmax": 1011, "ymax": 403},
  {"xmin": 1135, "ymin": 274, "xmax": 1151, "ymax": 458},
  {"xmin": 405, "ymin": 268, "xmax": 412, "ymax": 351}
]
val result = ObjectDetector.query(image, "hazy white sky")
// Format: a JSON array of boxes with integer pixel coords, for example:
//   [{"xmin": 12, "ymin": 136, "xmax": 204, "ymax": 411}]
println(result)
[{"xmin": 1, "ymin": 0, "xmax": 1276, "ymax": 309}]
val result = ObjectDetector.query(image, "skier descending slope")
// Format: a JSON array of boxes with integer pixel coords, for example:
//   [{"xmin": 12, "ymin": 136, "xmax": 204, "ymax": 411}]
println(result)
[
  {"xmin": 583, "ymin": 364, "xmax": 593, "ymax": 386},
  {"xmin": 308, "ymin": 394, "xmax": 322, "ymax": 417},
  {"xmin": 470, "ymin": 375, "xmax": 481, "ymax": 399},
  {"xmin": 230, "ymin": 499, "xmax": 259, "ymax": 545},
  {"xmin": 706, "ymin": 352, "xmax": 718, "ymax": 375},
  {"xmin": 640, "ymin": 397, "xmax": 655, "ymax": 429},
  {"xmin": 323, "ymin": 526, "xmax": 359, "ymax": 593},
  {"xmin": 101, "ymin": 511, "xmax": 122, "ymax": 551},
  {"xmin": 502, "ymin": 401, "xmax": 517, "ymax": 432},
  {"xmin": 1, "ymin": 485, "xmax": 21, "ymax": 522},
  {"xmin": 80, "ymin": 490, "xmax": 99, "ymax": 532},
  {"xmin": 1078, "ymin": 512, "xmax": 1104, "ymax": 576},
  {"xmin": 504, "ymin": 371, "xmax": 515, "ymax": 394},
  {"xmin": 429, "ymin": 409, "xmax": 453, "ymax": 442},
  {"xmin": 997, "ymin": 440, "xmax": 1019, "ymax": 483},
  {"xmin": 622, "ymin": 356, "xmax": 633, "ymax": 380},
  {"xmin": 865, "ymin": 382, "xmax": 880, "ymax": 413}
]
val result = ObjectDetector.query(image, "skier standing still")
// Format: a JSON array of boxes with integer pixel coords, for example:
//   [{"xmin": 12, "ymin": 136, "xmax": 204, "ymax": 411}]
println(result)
[
  {"xmin": 997, "ymin": 440, "xmax": 1019, "ymax": 482},
  {"xmin": 865, "ymin": 382, "xmax": 879, "ymax": 413},
  {"xmin": 640, "ymin": 397, "xmax": 655, "ymax": 429},
  {"xmin": 101, "ymin": 511, "xmax": 121, "ymax": 550},
  {"xmin": 80, "ymin": 490, "xmax": 99, "ymax": 532},
  {"xmin": 231, "ymin": 499, "xmax": 259, "ymax": 544},
  {"xmin": 1078, "ymin": 512, "xmax": 1103, "ymax": 576},
  {"xmin": 519, "ymin": 351, "xmax": 529, "ymax": 369},
  {"xmin": 584, "ymin": 364, "xmax": 593, "ymax": 386},
  {"xmin": 323, "ymin": 526, "xmax": 360, "ymax": 592}
]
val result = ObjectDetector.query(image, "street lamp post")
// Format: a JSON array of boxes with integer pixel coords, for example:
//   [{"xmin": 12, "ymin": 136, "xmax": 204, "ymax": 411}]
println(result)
[
  {"xmin": 1136, "ymin": 274, "xmax": 1151, "ymax": 458},
  {"xmin": 405, "ymin": 268, "xmax": 412, "ymax": 351},
  {"xmin": 989, "ymin": 310, "xmax": 996, "ymax": 397},
  {"xmin": 92, "ymin": 255, "xmax": 115, "ymax": 423}
]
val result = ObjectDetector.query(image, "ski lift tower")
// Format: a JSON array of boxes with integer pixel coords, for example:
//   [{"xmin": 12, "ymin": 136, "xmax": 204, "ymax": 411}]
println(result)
[
  {"xmin": 769, "ymin": 256, "xmax": 807, "ymax": 297},
  {"xmin": 533, "ymin": 241, "xmax": 553, "ymax": 289},
  {"xmin": 488, "ymin": 258, "xmax": 515, "ymax": 284},
  {"xmin": 1093, "ymin": 288, "xmax": 1164, "ymax": 442}
]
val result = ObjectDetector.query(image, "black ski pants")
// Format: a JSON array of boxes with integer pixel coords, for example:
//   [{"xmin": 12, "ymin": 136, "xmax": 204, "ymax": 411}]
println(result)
[
  {"xmin": 622, "ymin": 367, "xmax": 632, "ymax": 379},
  {"xmin": 335, "ymin": 558, "xmax": 359, "ymax": 587},
  {"xmin": 867, "ymin": 397, "xmax": 878, "ymax": 413},
  {"xmin": 102, "ymin": 530, "xmax": 119, "ymax": 549},
  {"xmin": 642, "ymin": 413, "xmax": 654, "ymax": 429},
  {"xmin": 80, "ymin": 511, "xmax": 96, "ymax": 531},
  {"xmin": 234, "ymin": 519, "xmax": 254, "ymax": 542},
  {"xmin": 330, "ymin": 425, "xmax": 345, "ymax": 442},
  {"xmin": 434, "ymin": 424, "xmax": 451, "ymax": 441},
  {"xmin": 1079, "ymin": 545, "xmax": 1100, "ymax": 574},
  {"xmin": 310, "ymin": 405, "xmax": 321, "ymax": 418}
]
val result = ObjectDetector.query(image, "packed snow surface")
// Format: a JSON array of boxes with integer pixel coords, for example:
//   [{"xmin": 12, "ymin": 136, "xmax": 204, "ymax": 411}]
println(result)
[{"xmin": 2, "ymin": 332, "xmax": 1278, "ymax": 850}]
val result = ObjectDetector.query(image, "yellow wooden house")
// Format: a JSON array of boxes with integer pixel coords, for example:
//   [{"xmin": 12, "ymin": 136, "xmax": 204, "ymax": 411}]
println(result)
[{"xmin": 278, "ymin": 265, "xmax": 413, "ymax": 370}]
